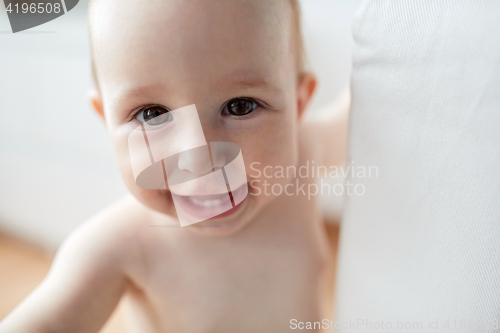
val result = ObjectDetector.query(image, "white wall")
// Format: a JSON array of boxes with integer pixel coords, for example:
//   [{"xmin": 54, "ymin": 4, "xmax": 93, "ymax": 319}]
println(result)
[{"xmin": 0, "ymin": 0, "xmax": 363, "ymax": 251}]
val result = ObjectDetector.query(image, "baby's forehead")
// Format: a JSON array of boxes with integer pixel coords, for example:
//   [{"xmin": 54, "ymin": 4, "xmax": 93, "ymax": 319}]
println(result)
[
  {"xmin": 89, "ymin": 0, "xmax": 293, "ymax": 58},
  {"xmin": 89, "ymin": 0, "xmax": 297, "ymax": 98}
]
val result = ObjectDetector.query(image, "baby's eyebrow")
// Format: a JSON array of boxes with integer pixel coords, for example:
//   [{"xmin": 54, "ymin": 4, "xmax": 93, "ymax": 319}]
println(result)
[
  {"xmin": 117, "ymin": 83, "xmax": 168, "ymax": 100},
  {"xmin": 218, "ymin": 76, "xmax": 284, "ymax": 97},
  {"xmin": 110, "ymin": 83, "xmax": 168, "ymax": 120}
]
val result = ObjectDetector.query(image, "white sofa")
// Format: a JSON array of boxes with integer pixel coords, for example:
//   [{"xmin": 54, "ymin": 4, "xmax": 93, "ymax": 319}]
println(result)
[{"xmin": 335, "ymin": 0, "xmax": 500, "ymax": 329}]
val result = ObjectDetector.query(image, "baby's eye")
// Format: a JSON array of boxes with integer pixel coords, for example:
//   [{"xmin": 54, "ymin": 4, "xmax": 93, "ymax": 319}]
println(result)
[
  {"xmin": 136, "ymin": 106, "xmax": 173, "ymax": 125},
  {"xmin": 222, "ymin": 98, "xmax": 258, "ymax": 116}
]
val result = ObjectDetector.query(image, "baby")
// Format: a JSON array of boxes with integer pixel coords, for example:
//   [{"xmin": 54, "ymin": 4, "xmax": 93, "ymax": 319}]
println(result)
[{"xmin": 0, "ymin": 0, "xmax": 349, "ymax": 332}]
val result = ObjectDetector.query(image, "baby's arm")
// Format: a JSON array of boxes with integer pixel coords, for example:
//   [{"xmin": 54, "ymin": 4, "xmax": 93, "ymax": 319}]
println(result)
[
  {"xmin": 0, "ymin": 210, "xmax": 131, "ymax": 333},
  {"xmin": 300, "ymin": 89, "xmax": 350, "ymax": 168}
]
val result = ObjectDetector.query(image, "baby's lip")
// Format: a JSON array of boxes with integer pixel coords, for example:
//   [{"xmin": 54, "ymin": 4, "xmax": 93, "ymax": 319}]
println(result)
[
  {"xmin": 168, "ymin": 175, "xmax": 248, "ymax": 197},
  {"xmin": 168, "ymin": 173, "xmax": 230, "ymax": 196},
  {"xmin": 179, "ymin": 191, "xmax": 231, "ymax": 205},
  {"xmin": 170, "ymin": 187, "xmax": 228, "ymax": 197},
  {"xmin": 171, "ymin": 184, "xmax": 248, "ymax": 221}
]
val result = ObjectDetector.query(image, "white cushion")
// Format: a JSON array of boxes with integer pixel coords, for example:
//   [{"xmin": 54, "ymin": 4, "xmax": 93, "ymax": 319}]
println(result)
[{"xmin": 335, "ymin": 0, "xmax": 500, "ymax": 327}]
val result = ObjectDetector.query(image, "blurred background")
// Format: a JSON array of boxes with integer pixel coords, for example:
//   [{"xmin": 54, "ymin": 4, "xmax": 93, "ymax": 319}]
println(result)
[{"xmin": 0, "ymin": 0, "xmax": 363, "ymax": 330}]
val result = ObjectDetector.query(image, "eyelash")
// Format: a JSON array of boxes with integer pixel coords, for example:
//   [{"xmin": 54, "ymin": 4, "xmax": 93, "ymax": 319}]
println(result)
[
  {"xmin": 221, "ymin": 97, "xmax": 262, "ymax": 118},
  {"xmin": 131, "ymin": 104, "xmax": 166, "ymax": 123},
  {"xmin": 130, "ymin": 97, "xmax": 263, "ymax": 122}
]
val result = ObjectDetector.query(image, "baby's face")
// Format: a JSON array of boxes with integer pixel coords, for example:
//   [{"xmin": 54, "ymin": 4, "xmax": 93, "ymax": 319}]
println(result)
[{"xmin": 90, "ymin": 0, "xmax": 310, "ymax": 235}]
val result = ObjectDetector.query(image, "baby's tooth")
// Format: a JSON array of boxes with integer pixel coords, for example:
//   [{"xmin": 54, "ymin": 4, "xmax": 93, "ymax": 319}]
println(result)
[
  {"xmin": 205, "ymin": 199, "xmax": 221, "ymax": 207},
  {"xmin": 190, "ymin": 196, "xmax": 224, "ymax": 207}
]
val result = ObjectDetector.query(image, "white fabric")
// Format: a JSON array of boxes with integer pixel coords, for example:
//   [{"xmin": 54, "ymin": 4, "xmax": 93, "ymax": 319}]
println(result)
[{"xmin": 335, "ymin": 0, "xmax": 500, "ymax": 331}]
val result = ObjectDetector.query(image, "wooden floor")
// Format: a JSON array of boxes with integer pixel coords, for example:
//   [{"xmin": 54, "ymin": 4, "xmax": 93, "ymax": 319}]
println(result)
[{"xmin": 0, "ymin": 222, "xmax": 339, "ymax": 332}]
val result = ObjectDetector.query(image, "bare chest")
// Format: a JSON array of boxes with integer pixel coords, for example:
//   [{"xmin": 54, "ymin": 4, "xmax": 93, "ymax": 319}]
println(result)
[{"xmin": 125, "ymin": 197, "xmax": 331, "ymax": 332}]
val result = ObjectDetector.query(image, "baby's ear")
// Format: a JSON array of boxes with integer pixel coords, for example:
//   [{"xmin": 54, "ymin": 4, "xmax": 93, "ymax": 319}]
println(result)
[
  {"xmin": 296, "ymin": 72, "xmax": 317, "ymax": 121},
  {"xmin": 88, "ymin": 89, "xmax": 105, "ymax": 122}
]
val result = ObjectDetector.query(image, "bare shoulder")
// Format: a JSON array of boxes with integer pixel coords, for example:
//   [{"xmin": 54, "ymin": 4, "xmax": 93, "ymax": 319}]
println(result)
[
  {"xmin": 0, "ymin": 197, "xmax": 166, "ymax": 333},
  {"xmin": 57, "ymin": 195, "xmax": 170, "ymax": 282},
  {"xmin": 79, "ymin": 194, "xmax": 155, "ymax": 236},
  {"xmin": 298, "ymin": 90, "xmax": 350, "ymax": 168},
  {"xmin": 66, "ymin": 195, "xmax": 150, "ymax": 248}
]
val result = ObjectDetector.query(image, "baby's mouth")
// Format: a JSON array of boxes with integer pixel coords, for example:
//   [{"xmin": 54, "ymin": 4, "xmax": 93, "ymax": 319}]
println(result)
[
  {"xmin": 188, "ymin": 193, "xmax": 230, "ymax": 208},
  {"xmin": 170, "ymin": 184, "xmax": 248, "ymax": 221}
]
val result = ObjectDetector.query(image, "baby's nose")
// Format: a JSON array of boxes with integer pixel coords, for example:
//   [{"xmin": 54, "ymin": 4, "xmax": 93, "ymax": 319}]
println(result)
[{"xmin": 177, "ymin": 147, "xmax": 213, "ymax": 176}]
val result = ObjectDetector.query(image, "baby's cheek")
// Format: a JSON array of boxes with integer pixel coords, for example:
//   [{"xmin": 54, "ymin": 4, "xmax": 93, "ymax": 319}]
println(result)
[
  {"xmin": 112, "ymin": 139, "xmax": 133, "ymax": 178},
  {"xmin": 109, "ymin": 129, "xmax": 145, "ymax": 195},
  {"xmin": 244, "ymin": 134, "xmax": 298, "ymax": 186}
]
